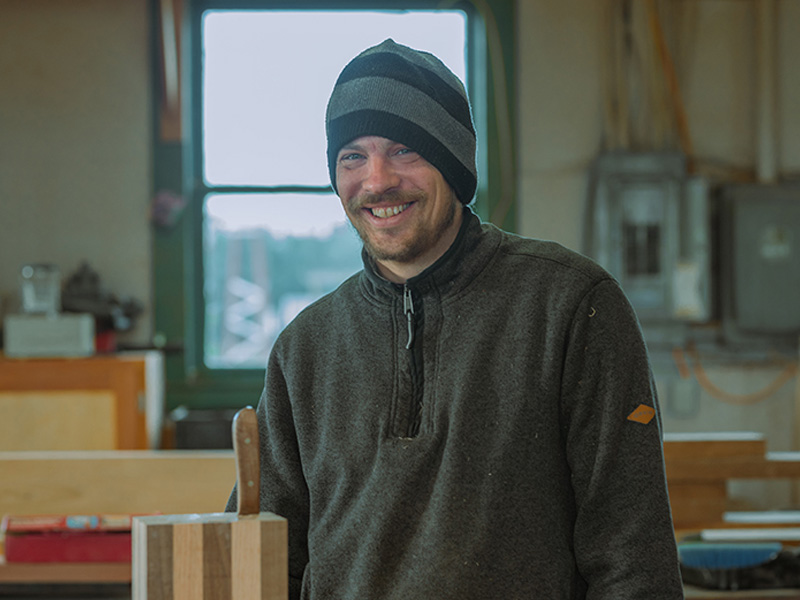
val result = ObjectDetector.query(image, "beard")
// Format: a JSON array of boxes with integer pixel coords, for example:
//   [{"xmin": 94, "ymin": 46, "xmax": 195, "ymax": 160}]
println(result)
[{"xmin": 347, "ymin": 189, "xmax": 458, "ymax": 264}]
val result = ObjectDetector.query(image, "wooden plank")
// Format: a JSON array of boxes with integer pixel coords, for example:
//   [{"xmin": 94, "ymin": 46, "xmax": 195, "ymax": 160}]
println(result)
[
  {"xmin": 259, "ymin": 518, "xmax": 289, "ymax": 598},
  {"xmin": 201, "ymin": 522, "xmax": 231, "ymax": 600},
  {"xmin": 132, "ymin": 521, "xmax": 173, "ymax": 598},
  {"xmin": 174, "ymin": 522, "xmax": 204, "ymax": 600},
  {"xmin": 232, "ymin": 519, "xmax": 261, "ymax": 599},
  {"xmin": 666, "ymin": 456, "xmax": 800, "ymax": 481},
  {"xmin": 668, "ymin": 481, "xmax": 727, "ymax": 529},
  {"xmin": 663, "ymin": 432, "xmax": 766, "ymax": 460},
  {"xmin": 0, "ymin": 562, "xmax": 131, "ymax": 583},
  {"xmin": 0, "ymin": 391, "xmax": 117, "ymax": 450},
  {"xmin": 0, "ymin": 450, "xmax": 235, "ymax": 516}
]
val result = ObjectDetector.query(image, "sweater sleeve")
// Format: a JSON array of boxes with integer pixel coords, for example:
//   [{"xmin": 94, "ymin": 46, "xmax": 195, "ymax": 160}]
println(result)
[
  {"xmin": 225, "ymin": 351, "xmax": 309, "ymax": 600},
  {"xmin": 559, "ymin": 278, "xmax": 684, "ymax": 599}
]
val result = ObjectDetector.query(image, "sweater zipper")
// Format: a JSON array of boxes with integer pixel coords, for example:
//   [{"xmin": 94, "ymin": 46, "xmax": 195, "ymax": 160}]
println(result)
[
  {"xmin": 403, "ymin": 284, "xmax": 415, "ymax": 349},
  {"xmin": 402, "ymin": 284, "xmax": 422, "ymax": 437}
]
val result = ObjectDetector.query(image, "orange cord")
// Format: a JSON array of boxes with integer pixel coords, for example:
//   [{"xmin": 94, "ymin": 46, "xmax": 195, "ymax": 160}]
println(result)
[{"xmin": 672, "ymin": 344, "xmax": 798, "ymax": 406}]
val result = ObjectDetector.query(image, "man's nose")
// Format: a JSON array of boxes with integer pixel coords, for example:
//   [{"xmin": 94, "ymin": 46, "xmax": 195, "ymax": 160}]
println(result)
[{"xmin": 362, "ymin": 156, "xmax": 400, "ymax": 195}]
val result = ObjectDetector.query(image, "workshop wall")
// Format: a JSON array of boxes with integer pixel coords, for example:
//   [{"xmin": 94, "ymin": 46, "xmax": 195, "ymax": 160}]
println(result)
[
  {"xmin": 517, "ymin": 0, "xmax": 800, "ymax": 248},
  {"xmin": 517, "ymin": 0, "xmax": 800, "ymax": 509},
  {"xmin": 0, "ymin": 0, "xmax": 152, "ymax": 344}
]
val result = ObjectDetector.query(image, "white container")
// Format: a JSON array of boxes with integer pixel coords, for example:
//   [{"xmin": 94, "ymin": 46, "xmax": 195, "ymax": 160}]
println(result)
[{"xmin": 3, "ymin": 313, "xmax": 95, "ymax": 357}]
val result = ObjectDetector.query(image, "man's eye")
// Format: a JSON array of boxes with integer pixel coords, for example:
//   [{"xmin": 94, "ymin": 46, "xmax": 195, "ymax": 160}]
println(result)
[
  {"xmin": 339, "ymin": 153, "xmax": 361, "ymax": 161},
  {"xmin": 395, "ymin": 147, "xmax": 418, "ymax": 159}
]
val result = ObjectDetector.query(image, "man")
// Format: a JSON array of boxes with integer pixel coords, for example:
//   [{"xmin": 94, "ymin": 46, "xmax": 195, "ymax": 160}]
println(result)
[{"xmin": 228, "ymin": 39, "xmax": 684, "ymax": 599}]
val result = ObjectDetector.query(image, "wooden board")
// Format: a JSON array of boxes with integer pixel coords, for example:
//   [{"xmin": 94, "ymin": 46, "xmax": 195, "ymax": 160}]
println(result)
[
  {"xmin": 0, "ymin": 562, "xmax": 131, "ymax": 584},
  {"xmin": 664, "ymin": 432, "xmax": 766, "ymax": 460},
  {"xmin": 666, "ymin": 453, "xmax": 800, "ymax": 481},
  {"xmin": 132, "ymin": 512, "xmax": 287, "ymax": 600},
  {"xmin": 0, "ymin": 391, "xmax": 117, "ymax": 450},
  {"xmin": 0, "ymin": 450, "xmax": 235, "ymax": 516},
  {"xmin": 668, "ymin": 481, "xmax": 728, "ymax": 529}
]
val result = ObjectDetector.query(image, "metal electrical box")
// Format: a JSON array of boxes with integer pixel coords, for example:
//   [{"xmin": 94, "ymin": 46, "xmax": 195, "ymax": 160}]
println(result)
[
  {"xmin": 587, "ymin": 152, "xmax": 711, "ymax": 324},
  {"xmin": 719, "ymin": 184, "xmax": 800, "ymax": 344}
]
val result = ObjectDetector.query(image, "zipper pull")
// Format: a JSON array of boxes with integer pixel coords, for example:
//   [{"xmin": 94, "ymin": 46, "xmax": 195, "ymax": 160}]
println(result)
[{"xmin": 403, "ymin": 284, "xmax": 415, "ymax": 350}]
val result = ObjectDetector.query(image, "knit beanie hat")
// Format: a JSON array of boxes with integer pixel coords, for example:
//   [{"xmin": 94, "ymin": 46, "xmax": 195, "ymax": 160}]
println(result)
[{"xmin": 326, "ymin": 39, "xmax": 477, "ymax": 205}]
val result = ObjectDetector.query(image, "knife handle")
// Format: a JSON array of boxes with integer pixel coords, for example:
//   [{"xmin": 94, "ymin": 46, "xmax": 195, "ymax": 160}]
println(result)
[{"xmin": 233, "ymin": 406, "xmax": 261, "ymax": 516}]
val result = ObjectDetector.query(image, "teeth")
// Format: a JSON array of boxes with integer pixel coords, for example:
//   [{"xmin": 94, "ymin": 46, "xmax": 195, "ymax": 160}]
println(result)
[{"xmin": 371, "ymin": 203, "xmax": 410, "ymax": 218}]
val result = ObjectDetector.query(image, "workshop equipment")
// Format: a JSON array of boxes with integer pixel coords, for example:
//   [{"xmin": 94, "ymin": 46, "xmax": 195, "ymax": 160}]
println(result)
[{"xmin": 132, "ymin": 407, "xmax": 287, "ymax": 599}]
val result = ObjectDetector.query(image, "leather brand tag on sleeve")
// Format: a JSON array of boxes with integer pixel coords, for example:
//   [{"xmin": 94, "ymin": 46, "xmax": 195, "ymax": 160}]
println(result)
[{"xmin": 627, "ymin": 404, "xmax": 655, "ymax": 425}]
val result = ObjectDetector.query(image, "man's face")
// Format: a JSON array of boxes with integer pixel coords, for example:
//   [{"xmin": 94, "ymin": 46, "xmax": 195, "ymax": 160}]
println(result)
[{"xmin": 335, "ymin": 136, "xmax": 462, "ymax": 281}]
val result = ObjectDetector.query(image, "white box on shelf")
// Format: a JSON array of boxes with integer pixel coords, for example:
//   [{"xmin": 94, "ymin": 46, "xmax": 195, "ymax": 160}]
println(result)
[{"xmin": 3, "ymin": 313, "xmax": 95, "ymax": 357}]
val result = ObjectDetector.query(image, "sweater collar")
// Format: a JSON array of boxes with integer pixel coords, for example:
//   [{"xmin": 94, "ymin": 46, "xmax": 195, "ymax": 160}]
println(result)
[{"xmin": 359, "ymin": 206, "xmax": 499, "ymax": 302}]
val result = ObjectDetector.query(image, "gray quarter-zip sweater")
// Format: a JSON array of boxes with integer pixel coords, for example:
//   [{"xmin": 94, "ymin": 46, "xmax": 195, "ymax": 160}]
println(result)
[{"xmin": 229, "ymin": 207, "xmax": 684, "ymax": 599}]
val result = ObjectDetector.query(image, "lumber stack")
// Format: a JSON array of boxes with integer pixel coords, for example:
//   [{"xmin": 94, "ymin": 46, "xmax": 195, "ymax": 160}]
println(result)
[{"xmin": 664, "ymin": 432, "xmax": 800, "ymax": 531}]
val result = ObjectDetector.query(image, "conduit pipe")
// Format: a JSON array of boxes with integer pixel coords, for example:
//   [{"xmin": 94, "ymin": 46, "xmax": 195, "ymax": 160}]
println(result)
[{"xmin": 755, "ymin": 0, "xmax": 778, "ymax": 183}]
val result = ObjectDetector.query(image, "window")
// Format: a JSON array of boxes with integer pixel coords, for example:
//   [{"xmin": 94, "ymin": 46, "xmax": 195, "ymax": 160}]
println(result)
[{"xmin": 196, "ymin": 7, "xmax": 469, "ymax": 369}]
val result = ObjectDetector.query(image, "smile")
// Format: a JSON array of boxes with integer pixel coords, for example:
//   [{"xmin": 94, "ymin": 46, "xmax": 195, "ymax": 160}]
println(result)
[{"xmin": 370, "ymin": 203, "xmax": 411, "ymax": 219}]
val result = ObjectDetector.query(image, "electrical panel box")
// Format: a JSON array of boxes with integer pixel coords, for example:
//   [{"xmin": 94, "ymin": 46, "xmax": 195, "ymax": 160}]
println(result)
[
  {"xmin": 587, "ymin": 152, "xmax": 711, "ymax": 324},
  {"xmin": 719, "ymin": 184, "xmax": 800, "ymax": 345}
]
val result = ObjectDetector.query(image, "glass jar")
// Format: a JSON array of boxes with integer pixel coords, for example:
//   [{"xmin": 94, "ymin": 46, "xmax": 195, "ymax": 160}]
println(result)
[{"xmin": 20, "ymin": 263, "xmax": 61, "ymax": 315}]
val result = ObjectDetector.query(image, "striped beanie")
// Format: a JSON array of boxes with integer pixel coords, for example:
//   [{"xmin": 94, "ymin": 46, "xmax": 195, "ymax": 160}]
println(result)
[{"xmin": 326, "ymin": 39, "xmax": 477, "ymax": 205}]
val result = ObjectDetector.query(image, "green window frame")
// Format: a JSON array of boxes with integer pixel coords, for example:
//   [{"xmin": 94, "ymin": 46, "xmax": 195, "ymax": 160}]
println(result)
[{"xmin": 152, "ymin": 0, "xmax": 516, "ymax": 410}]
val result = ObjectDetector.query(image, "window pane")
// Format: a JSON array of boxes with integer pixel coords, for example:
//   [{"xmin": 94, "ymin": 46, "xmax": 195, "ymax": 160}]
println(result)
[
  {"xmin": 203, "ymin": 193, "xmax": 363, "ymax": 368},
  {"xmin": 202, "ymin": 10, "xmax": 467, "ymax": 187},
  {"xmin": 201, "ymin": 9, "xmax": 468, "ymax": 369}
]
